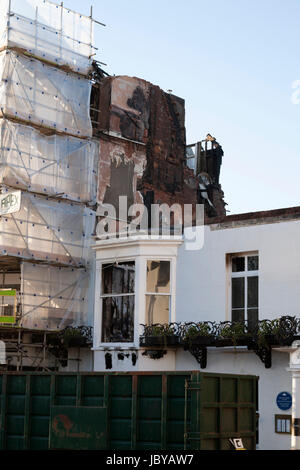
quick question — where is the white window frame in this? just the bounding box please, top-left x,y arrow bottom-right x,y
97,257 -> 137,348
229,252 -> 259,324
92,236 -> 182,350
145,257 -> 174,325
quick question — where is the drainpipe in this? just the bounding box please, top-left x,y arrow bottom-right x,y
288,340 -> 300,450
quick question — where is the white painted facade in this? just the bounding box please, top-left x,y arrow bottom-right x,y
92,215 -> 300,450
177,220 -> 300,323
176,218 -> 300,450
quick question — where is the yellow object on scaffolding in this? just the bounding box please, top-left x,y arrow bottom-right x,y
0,288 -> 17,324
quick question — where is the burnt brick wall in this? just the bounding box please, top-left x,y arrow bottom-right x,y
92,75 -> 226,224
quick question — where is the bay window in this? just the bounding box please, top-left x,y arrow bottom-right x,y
93,235 -> 182,349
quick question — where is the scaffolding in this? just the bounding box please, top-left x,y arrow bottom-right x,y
0,0 -> 101,368
0,325 -> 92,371
21,262 -> 94,330
0,189 -> 95,266
0,0 -> 102,75
0,119 -> 98,202
0,50 -> 93,137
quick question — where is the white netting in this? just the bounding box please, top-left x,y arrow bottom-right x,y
0,191 -> 95,267
0,50 -> 92,137
0,119 -> 98,203
0,0 -> 95,75
21,262 -> 93,330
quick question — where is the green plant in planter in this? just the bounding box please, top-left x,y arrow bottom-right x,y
219,322 -> 249,346
257,319 -> 281,348
184,323 -> 213,344
144,324 -> 178,347
151,325 -> 176,337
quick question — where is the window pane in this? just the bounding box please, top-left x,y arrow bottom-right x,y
248,256 -> 259,271
102,295 -> 134,343
102,262 -> 135,295
232,277 -> 245,308
232,257 -> 245,272
146,295 -> 170,324
248,309 -> 258,332
232,309 -> 245,323
248,276 -> 258,308
147,261 -> 170,293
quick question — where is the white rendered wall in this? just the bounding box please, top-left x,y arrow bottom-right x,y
176,219 -> 300,323
175,218 -> 300,450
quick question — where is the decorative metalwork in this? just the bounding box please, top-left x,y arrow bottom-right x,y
141,323 -> 182,337
253,345 -> 272,369
186,345 -> 207,369
140,316 -> 300,369
56,326 -> 93,346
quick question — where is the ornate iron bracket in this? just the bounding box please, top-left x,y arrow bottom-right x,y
253,345 -> 272,369
187,345 -> 207,369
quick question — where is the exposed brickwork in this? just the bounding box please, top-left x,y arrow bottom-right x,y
92,75 -> 226,223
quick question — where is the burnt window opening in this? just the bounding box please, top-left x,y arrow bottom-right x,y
230,254 -> 259,331
90,83 -> 100,129
146,260 -> 171,325
90,61 -> 109,132
186,136 -> 223,185
101,261 -> 135,343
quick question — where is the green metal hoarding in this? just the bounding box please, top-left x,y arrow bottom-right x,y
0,371 -> 258,450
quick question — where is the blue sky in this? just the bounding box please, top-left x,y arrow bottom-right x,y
63,0 -> 300,215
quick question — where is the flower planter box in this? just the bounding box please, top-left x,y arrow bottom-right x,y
235,336 -> 253,346
216,335 -> 253,347
277,337 -> 294,347
182,336 -> 214,348
140,336 -> 179,347
255,334 -> 279,347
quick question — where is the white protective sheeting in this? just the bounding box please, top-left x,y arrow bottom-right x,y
0,50 -> 92,137
0,120 -> 98,203
0,191 -> 95,267
0,0 -> 95,75
21,262 -> 92,330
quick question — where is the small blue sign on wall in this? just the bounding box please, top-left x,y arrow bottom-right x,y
276,392 -> 292,411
